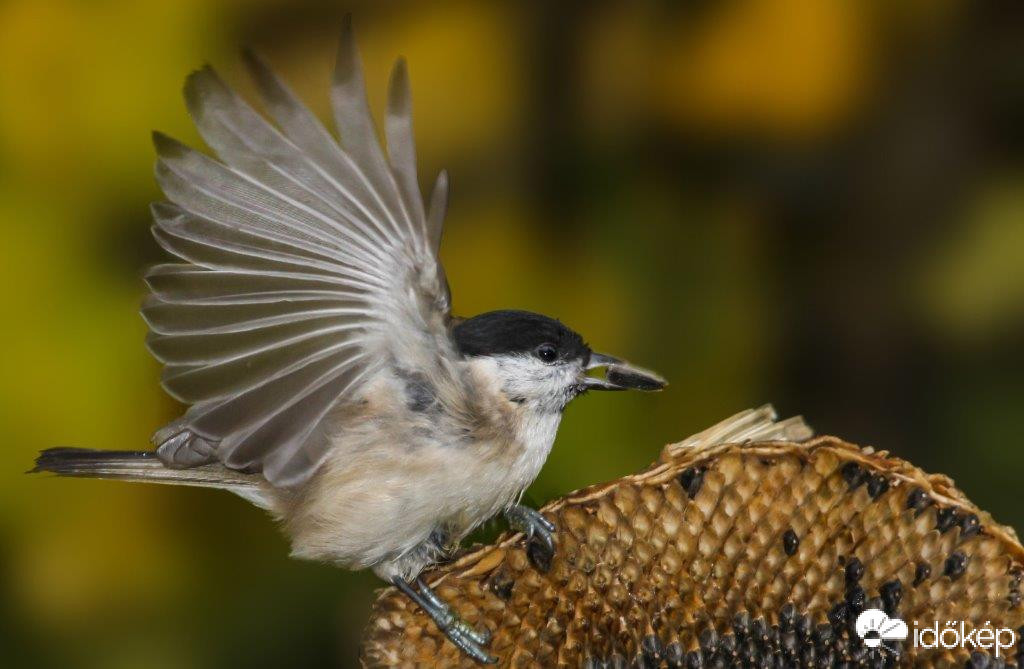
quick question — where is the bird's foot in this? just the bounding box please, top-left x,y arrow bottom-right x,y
505,504 -> 556,570
392,577 -> 496,664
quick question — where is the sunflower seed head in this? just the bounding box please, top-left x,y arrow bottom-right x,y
361,432 -> 1024,667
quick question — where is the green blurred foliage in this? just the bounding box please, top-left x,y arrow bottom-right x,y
1,0 -> 1021,666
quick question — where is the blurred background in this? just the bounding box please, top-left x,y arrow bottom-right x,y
2,0 -> 1022,666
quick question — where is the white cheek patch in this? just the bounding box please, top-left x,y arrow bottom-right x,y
489,354 -> 580,412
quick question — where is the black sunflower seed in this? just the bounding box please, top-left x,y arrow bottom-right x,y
914,562 -> 932,586
906,487 -> 932,515
944,551 -> 969,580
866,474 -> 890,499
960,513 -> 982,539
663,642 -> 684,667
783,529 -> 799,556
828,602 -> 849,628
845,557 -> 865,585
642,634 -> 663,661
840,462 -> 866,490
936,507 -> 960,533
880,579 -> 902,614
678,466 -> 707,499
845,585 -> 866,612
779,602 -> 796,632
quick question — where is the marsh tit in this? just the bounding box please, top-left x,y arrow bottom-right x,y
33,17 -> 665,664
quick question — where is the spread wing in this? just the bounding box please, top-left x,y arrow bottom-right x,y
143,17 -> 453,488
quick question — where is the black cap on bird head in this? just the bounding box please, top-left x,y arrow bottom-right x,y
452,310 -> 589,361
452,310 -> 666,391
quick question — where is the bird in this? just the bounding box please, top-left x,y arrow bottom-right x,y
31,16 -> 665,665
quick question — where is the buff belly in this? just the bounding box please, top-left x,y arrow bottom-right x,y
272,430 -> 554,581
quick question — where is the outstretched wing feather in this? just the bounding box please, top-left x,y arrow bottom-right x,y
146,21 -> 452,487
145,264 -> 350,305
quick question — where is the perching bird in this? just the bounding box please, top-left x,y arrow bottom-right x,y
31,17 -> 665,664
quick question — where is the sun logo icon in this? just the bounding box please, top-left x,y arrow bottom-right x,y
856,608 -> 909,652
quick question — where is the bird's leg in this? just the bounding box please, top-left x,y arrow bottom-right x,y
391,577 -> 496,664
504,504 -> 556,568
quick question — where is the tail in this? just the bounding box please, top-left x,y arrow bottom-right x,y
31,448 -> 271,508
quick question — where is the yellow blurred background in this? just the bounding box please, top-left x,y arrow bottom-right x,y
2,1 -> 1022,666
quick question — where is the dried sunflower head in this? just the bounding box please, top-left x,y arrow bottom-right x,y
361,407 -> 1024,667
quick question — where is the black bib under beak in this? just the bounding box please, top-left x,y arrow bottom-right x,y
584,353 -> 667,391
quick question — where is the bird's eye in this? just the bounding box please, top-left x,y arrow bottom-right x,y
536,344 -> 558,363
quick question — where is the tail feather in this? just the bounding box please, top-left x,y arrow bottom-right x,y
32,447 -> 270,508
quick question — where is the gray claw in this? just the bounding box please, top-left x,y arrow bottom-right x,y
449,627 -> 497,664
393,577 -> 496,664
505,504 -> 557,569
451,616 -> 493,649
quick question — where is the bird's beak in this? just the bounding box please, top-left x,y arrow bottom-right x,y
584,353 -> 667,391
